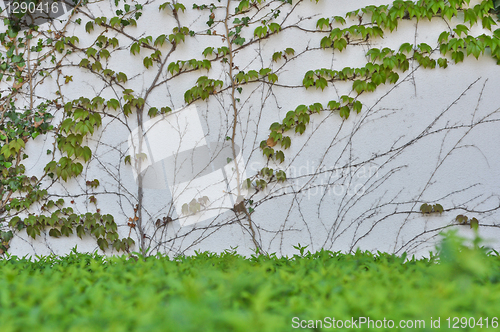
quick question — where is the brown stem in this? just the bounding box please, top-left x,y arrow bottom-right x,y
224,0 -> 262,253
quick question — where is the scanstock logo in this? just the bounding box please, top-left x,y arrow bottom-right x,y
128,105 -> 248,227
2,0 -> 76,30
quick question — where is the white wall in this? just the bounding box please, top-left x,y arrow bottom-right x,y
2,0 -> 500,257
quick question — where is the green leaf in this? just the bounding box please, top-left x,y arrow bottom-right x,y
148,107 -> 158,118
315,77 -> 327,90
339,106 -> 350,119
388,72 -> 399,84
453,24 -> 469,37
353,80 -> 367,94
470,217 -> 479,230
97,238 -> 109,251
116,72 -> 128,83
79,59 -> 90,68
328,100 -> 340,109
451,50 -> 464,63
316,17 -> 330,30
202,47 -> 214,57
352,100 -> 362,113
275,150 -> 285,163
77,225 -> 85,239
154,35 -> 167,47
456,214 -> 468,224
437,58 -> 448,68
268,73 -> 278,84
272,52 -> 282,62
159,2 -> 171,11
82,146 -> 92,162
281,136 -> 291,149
269,23 -> 281,33
438,31 -> 450,44
130,43 -> 141,55
143,57 -> 153,69
433,204 -> 444,214
418,43 -> 432,54
49,228 -> 61,238
160,107 -> 172,114
334,38 -> 348,51
85,21 -> 94,33
107,99 -> 120,110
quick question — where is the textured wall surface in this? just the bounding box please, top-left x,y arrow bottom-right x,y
1,0 -> 499,257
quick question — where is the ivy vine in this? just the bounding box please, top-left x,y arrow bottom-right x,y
0,0 -> 498,255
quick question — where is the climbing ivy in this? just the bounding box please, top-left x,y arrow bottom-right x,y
0,0 -> 498,255
262,0 -> 500,173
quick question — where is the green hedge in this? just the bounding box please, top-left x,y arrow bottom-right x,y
0,233 -> 499,331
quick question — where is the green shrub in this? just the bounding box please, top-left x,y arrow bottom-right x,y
0,233 -> 499,331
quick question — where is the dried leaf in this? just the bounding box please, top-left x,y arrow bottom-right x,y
267,136 -> 277,147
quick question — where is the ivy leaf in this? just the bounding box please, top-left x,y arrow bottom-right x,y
453,24 -> 469,37
371,72 -> 385,86
259,68 -> 272,76
438,31 -> 450,44
85,21 -> 94,33
109,17 -> 121,27
339,106 -> 350,119
333,38 -> 348,51
272,52 -> 282,62
61,225 -> 73,236
352,100 -> 362,113
433,204 -> 444,214
202,47 -> 214,57
79,59 -> 90,68
315,77 -> 327,90
130,43 -> 141,55
269,23 -> 281,33
367,48 -> 381,61
148,107 -> 158,118
451,50 -> 464,63
76,225 -> 85,239
327,100 -> 340,109
399,43 -> 413,54
388,72 -> 399,84
470,217 -> 479,230
254,26 -> 267,38
160,106 -> 172,114
275,150 -> 285,163
316,17 -> 330,30
418,43 -> 432,54
107,99 -> 120,110
97,238 -> 109,251
143,57 -> 153,69
281,136 -> 291,149
80,146 -> 92,163
420,203 -> 432,214
352,80 -> 367,94
333,16 -> 346,25
437,57 -> 448,68
49,228 -> 61,238
154,35 -> 167,47
320,37 -> 332,49
456,214 -> 468,224
116,72 -> 128,83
